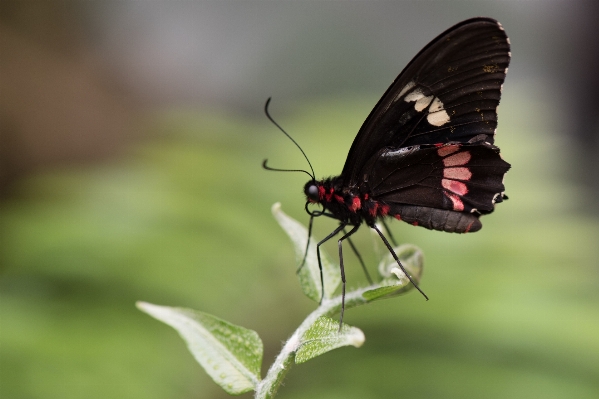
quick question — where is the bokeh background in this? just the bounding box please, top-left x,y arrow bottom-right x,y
2,1 -> 599,398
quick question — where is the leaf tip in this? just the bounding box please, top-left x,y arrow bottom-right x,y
346,327 -> 366,348
271,202 -> 282,214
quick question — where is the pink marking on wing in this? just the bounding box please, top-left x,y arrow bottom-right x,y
444,192 -> 464,211
442,179 -> 468,195
437,144 -> 460,157
443,151 -> 471,166
443,167 -> 472,180
379,204 -> 390,216
350,197 -> 361,212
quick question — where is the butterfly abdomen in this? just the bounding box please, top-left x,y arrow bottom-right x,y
391,205 -> 482,233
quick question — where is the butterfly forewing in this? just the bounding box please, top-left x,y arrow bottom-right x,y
342,18 -> 510,188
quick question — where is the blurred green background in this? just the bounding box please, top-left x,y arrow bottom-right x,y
1,1 -> 598,399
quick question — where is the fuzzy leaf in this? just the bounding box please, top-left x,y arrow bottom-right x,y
137,302 -> 262,395
294,316 -> 364,364
363,244 -> 424,301
272,203 -> 341,301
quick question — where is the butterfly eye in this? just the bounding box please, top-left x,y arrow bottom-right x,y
306,184 -> 320,202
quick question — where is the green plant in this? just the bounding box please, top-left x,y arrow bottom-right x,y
137,203 -> 424,398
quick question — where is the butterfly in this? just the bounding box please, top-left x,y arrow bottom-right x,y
264,17 -> 511,322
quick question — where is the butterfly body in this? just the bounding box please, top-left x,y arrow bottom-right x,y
306,138 -> 509,234
305,17 -> 510,237
265,17 -> 512,322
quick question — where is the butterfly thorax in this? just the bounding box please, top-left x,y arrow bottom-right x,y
304,177 -> 389,226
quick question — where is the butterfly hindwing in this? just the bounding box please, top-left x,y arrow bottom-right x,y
365,141 -> 509,216
341,18 -> 510,188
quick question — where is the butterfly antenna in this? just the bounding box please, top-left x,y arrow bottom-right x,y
263,97 -> 316,180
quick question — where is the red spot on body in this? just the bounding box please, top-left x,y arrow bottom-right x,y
369,202 -> 379,217
379,204 -> 390,216
437,144 -> 460,157
443,151 -> 471,166
334,194 -> 344,203
464,222 -> 473,233
443,167 -> 472,180
364,193 -> 369,200
350,197 -> 361,212
445,192 -> 464,211
318,186 -> 325,200
442,179 -> 468,195
325,188 -> 334,202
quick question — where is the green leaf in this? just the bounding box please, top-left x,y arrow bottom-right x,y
137,302 -> 262,395
294,316 -> 365,364
363,244 -> 424,302
272,203 -> 341,302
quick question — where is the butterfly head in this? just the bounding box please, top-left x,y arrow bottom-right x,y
305,181 -> 321,203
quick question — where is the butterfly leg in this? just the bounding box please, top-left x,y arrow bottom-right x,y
372,224 -> 429,300
337,224 -> 361,329
343,228 -> 373,285
298,214 -> 315,273
381,218 -> 398,247
316,222 -> 348,303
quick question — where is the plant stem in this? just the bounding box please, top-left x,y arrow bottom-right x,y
254,288 -> 369,399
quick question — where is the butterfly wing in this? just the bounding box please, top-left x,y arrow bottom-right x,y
364,140 -> 510,214
341,17 -> 510,188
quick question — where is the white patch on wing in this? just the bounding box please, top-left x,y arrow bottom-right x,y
381,145 -> 420,160
415,95 -> 434,112
427,109 -> 450,126
404,88 -> 425,103
426,97 -> 450,126
404,89 -> 451,126
429,97 -> 444,112
395,81 -> 416,101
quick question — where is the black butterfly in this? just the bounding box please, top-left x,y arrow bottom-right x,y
264,17 -> 511,322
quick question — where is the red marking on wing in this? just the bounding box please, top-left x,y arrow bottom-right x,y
443,151 -> 471,166
412,221 -> 419,226
334,194 -> 344,203
394,214 -> 402,221
442,179 -> 468,195
444,167 -> 472,180
350,197 -> 361,212
437,144 -> 460,157
444,192 -> 464,211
